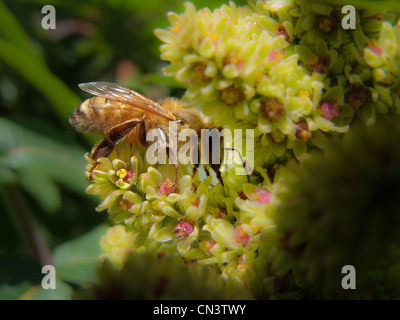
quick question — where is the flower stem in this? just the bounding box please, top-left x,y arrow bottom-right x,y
2,186 -> 52,266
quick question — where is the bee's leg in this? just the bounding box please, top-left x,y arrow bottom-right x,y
211,163 -> 224,185
88,119 -> 142,180
90,119 -> 143,160
209,136 -> 224,186
138,119 -> 147,147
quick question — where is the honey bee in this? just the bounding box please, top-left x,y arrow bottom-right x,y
69,82 -> 223,180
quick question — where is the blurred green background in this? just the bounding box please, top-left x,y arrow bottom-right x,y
0,0 -> 247,300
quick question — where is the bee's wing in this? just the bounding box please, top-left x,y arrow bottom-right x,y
78,82 -> 176,121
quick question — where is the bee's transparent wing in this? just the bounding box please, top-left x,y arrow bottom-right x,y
78,82 -> 176,121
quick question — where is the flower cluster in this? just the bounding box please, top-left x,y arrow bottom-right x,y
81,0 -> 400,298
86,142 -> 275,282
155,1 -> 400,166
247,122 -> 400,299
74,251 -> 250,299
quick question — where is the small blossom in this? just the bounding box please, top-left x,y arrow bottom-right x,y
269,49 -> 284,62
319,102 -> 340,120
307,54 -> 327,73
234,226 -> 251,247
366,40 -> 383,56
158,178 -> 176,196
224,52 -> 244,70
315,14 -> 337,33
116,169 -> 134,182
219,85 -> 242,106
346,86 -> 371,110
190,63 -> 210,85
295,120 -> 312,141
174,221 -> 194,240
274,24 -> 290,42
250,188 -> 271,204
261,98 -> 284,121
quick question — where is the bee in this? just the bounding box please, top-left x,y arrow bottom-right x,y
69,82 -> 224,180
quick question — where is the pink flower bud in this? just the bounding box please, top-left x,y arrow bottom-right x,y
319,102 -> 340,120
234,226 -> 250,246
158,178 -> 176,196
250,188 -> 271,204
174,221 -> 194,240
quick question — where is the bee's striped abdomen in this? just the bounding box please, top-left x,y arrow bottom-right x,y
69,97 -> 107,134
69,97 -> 141,135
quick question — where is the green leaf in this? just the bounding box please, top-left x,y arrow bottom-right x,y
28,279 -> 74,300
0,165 -> 17,184
18,169 -> 62,214
0,38 -> 79,124
0,118 -> 88,195
52,224 -> 109,285
0,253 -> 42,300
0,1 -> 44,62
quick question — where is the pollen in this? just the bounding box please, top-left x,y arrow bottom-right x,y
117,169 -> 128,179
206,32 -> 218,41
224,52 -> 244,69
299,90 -> 310,100
170,22 -> 181,34
116,169 -> 134,181
269,49 -> 283,62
